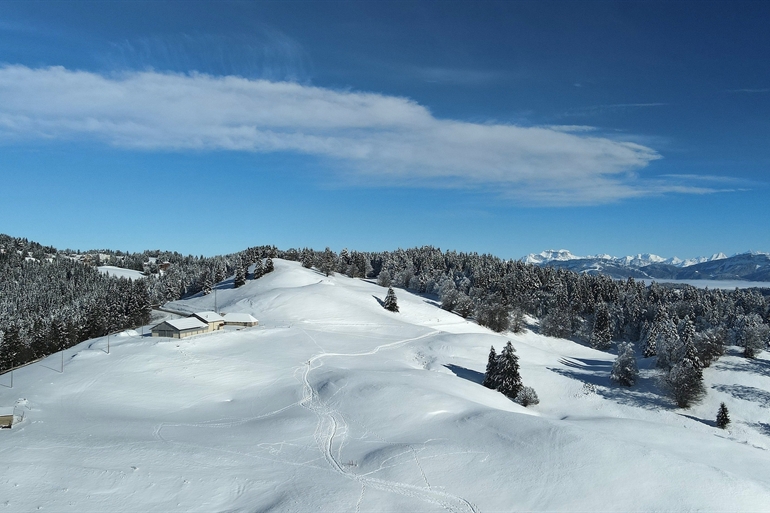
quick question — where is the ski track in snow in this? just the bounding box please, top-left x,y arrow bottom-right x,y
299,329 -> 479,513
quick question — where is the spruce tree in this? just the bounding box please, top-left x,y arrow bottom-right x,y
610,342 -> 638,386
251,259 -> 263,279
265,257 -> 274,274
383,287 -> 399,312
233,259 -> 247,288
591,303 -> 612,350
665,339 -> 705,408
496,341 -> 523,399
716,402 -> 730,429
482,346 -> 500,389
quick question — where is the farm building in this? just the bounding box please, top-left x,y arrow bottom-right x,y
0,407 -> 14,429
151,318 -> 208,339
223,313 -> 259,327
190,311 -> 225,332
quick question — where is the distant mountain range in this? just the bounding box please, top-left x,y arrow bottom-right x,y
524,250 -> 770,282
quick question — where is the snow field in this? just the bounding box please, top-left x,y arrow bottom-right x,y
2,259 -> 770,512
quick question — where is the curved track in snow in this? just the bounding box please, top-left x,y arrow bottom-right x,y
299,329 -> 479,513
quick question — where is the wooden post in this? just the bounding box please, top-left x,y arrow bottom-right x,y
107,334 -> 110,354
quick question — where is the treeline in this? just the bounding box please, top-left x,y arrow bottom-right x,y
289,246 -> 770,406
2,236 -> 769,393
0,234 -> 276,372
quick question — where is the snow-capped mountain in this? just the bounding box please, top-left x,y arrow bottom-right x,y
525,250 -> 727,269
524,250 -> 769,281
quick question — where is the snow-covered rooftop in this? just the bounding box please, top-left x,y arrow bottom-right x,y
191,311 -> 224,323
161,318 -> 208,331
223,313 -> 258,324
0,407 -> 14,416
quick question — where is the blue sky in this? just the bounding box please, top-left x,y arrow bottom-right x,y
0,1 -> 768,259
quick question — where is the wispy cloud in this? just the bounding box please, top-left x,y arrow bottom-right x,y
102,29 -> 311,82
0,65 -> 722,206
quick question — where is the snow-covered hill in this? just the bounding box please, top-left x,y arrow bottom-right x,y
2,260 -> 770,512
525,250 -> 770,282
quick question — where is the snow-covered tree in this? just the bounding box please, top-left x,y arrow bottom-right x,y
252,259 -> 264,279
233,259 -> 247,288
383,287 -> 399,312
496,341 -> 522,400
482,346 -> 499,389
716,402 -> 730,429
264,257 -> 274,274
377,269 -> 392,288
664,338 -> 704,408
611,342 -> 638,386
591,303 -> 612,350
515,386 -> 539,407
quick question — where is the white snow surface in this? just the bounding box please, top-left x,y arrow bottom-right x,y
3,259 -> 770,512
98,265 -> 146,280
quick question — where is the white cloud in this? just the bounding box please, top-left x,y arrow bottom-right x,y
0,65 -> 714,205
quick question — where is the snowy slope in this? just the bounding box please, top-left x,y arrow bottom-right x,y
2,260 -> 770,512
98,265 -> 146,280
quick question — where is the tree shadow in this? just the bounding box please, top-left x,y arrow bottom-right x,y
443,364 -> 484,385
712,383 -> 770,408
549,357 -> 670,410
712,357 -> 770,376
748,421 -> 770,437
372,295 -> 385,307
677,413 -> 715,428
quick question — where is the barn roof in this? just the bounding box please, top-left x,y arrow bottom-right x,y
223,313 -> 258,323
155,318 -> 208,331
191,311 -> 225,323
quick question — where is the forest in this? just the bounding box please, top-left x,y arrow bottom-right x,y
1,235 -> 768,408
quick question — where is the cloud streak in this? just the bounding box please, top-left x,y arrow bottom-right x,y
0,65 -> 719,205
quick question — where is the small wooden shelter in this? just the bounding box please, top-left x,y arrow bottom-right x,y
151,318 -> 208,339
223,313 -> 259,327
190,311 -> 225,332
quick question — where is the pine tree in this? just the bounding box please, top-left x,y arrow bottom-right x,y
251,259 -> 263,280
383,287 -> 399,312
611,342 -> 638,386
665,339 -> 705,408
591,303 -> 612,350
482,346 -> 499,389
496,341 -> 523,400
264,257 -> 274,274
716,402 -> 730,429
234,259 -> 247,288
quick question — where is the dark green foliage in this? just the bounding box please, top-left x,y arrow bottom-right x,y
664,339 -> 705,408
496,341 -> 522,400
264,257 -> 274,274
383,287 -> 399,312
591,303 -> 612,350
233,259 -> 247,288
482,346 -> 499,389
475,296 -> 510,333
716,402 -> 730,429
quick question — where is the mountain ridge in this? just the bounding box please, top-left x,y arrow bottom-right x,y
524,249 -> 770,282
